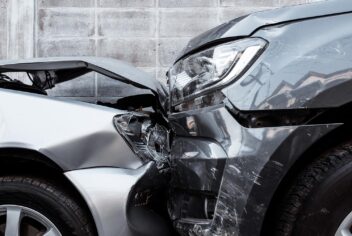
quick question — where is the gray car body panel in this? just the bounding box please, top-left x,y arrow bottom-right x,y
169,106 -> 341,235
224,12 -> 352,111
178,0 -> 352,61
0,88 -> 143,170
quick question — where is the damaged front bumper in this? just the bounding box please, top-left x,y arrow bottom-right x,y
169,104 -> 340,236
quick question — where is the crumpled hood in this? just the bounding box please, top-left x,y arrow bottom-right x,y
0,57 -> 169,111
177,0 -> 352,61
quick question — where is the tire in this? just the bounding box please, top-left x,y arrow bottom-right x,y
0,175 -> 96,236
274,143 -> 352,236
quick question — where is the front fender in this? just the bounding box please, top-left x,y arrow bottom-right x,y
0,89 -> 142,170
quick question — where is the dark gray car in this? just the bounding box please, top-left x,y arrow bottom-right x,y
167,0 -> 352,235
0,0 -> 351,235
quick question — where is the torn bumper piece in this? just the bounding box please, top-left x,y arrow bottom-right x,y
169,105 -> 340,236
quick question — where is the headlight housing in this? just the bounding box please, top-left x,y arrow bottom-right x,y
169,38 -> 267,107
113,113 -> 170,172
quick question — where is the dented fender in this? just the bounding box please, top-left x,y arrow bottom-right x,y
0,89 -> 143,170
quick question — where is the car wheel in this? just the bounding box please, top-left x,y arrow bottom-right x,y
273,143 -> 352,236
0,176 -> 95,236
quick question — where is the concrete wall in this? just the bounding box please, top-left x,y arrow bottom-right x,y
0,0 -> 319,99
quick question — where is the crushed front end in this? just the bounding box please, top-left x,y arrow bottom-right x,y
167,91 -> 339,236
112,108 -> 177,235
164,5 -> 349,234
168,105 -> 299,236
165,36 -> 272,235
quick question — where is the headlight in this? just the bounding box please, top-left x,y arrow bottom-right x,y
113,113 -> 170,172
169,38 -> 267,107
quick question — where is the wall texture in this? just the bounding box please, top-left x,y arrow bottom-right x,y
0,0 -> 319,99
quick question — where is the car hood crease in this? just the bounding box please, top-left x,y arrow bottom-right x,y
177,0 -> 352,61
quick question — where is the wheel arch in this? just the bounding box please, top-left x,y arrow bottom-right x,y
0,147 -> 98,235
260,106 -> 352,235
0,147 -> 63,172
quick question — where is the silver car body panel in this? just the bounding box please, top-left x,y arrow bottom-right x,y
65,162 -> 153,236
0,88 -> 143,170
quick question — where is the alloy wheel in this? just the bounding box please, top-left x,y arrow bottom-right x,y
0,205 -> 61,236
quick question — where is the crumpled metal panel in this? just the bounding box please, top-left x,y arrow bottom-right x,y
0,57 -> 168,109
224,13 -> 352,111
169,106 -> 340,235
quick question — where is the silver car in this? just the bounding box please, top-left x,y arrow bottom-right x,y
0,57 -> 171,236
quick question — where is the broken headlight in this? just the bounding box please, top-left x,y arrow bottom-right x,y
169,38 -> 267,107
113,113 -> 170,171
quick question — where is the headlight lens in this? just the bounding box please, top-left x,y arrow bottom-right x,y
169,38 -> 267,106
